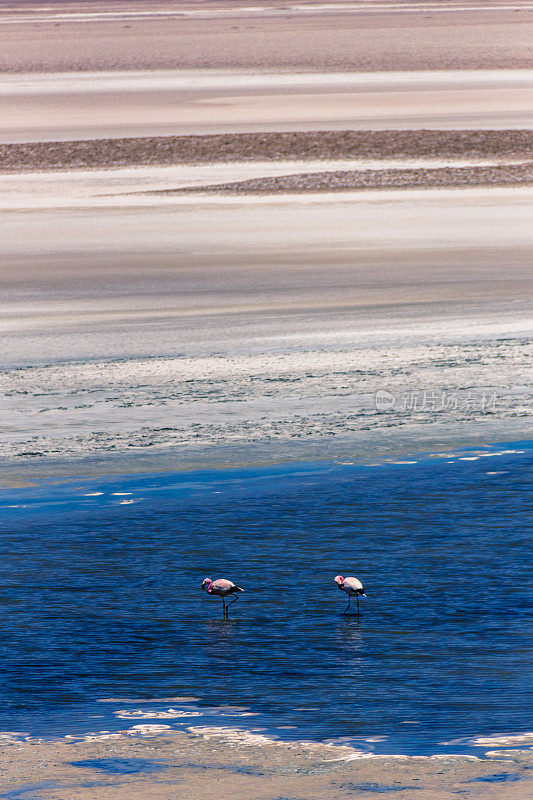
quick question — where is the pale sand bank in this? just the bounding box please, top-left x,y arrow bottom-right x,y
0,730 -> 531,800
3,69 -> 533,142
2,155 -> 531,476
0,0 -> 532,73
5,158 -> 530,210
3,186 -> 532,258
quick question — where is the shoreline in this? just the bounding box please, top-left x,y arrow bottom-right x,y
1,728 -> 531,800
1,654 -> 533,762
1,425 -> 530,489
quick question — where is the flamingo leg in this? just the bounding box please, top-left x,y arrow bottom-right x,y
222,598 -> 226,619
225,594 -> 239,617
356,595 -> 360,615
342,595 -> 351,614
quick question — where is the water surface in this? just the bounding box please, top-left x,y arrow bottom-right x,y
0,442 -> 530,755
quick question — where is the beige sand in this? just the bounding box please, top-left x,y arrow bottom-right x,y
2,69 -> 533,143
1,0 -> 532,74
1,731 -> 532,800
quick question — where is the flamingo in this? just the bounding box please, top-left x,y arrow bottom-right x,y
201,578 -> 244,619
334,575 -> 366,615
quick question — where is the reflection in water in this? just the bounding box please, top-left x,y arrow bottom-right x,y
205,618 -> 240,646
336,618 -> 363,649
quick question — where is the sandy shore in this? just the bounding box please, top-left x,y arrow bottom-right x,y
1,730 -> 532,800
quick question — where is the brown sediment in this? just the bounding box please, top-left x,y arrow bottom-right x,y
0,732 -> 531,800
1,130 -> 532,173
156,162 -> 533,195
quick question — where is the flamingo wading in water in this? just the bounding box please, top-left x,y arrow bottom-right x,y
334,575 -> 366,615
202,578 -> 244,619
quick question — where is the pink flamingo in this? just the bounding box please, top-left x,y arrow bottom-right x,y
334,575 -> 366,615
201,578 -> 244,618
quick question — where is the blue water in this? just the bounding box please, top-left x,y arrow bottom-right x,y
0,442 -> 531,755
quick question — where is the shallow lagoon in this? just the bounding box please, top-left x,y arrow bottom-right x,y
0,441 -> 530,756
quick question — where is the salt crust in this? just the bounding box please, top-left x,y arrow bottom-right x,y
3,722 -> 532,762
472,733 -> 533,746
115,708 -> 203,719
486,749 -> 533,760
185,726 -> 482,762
